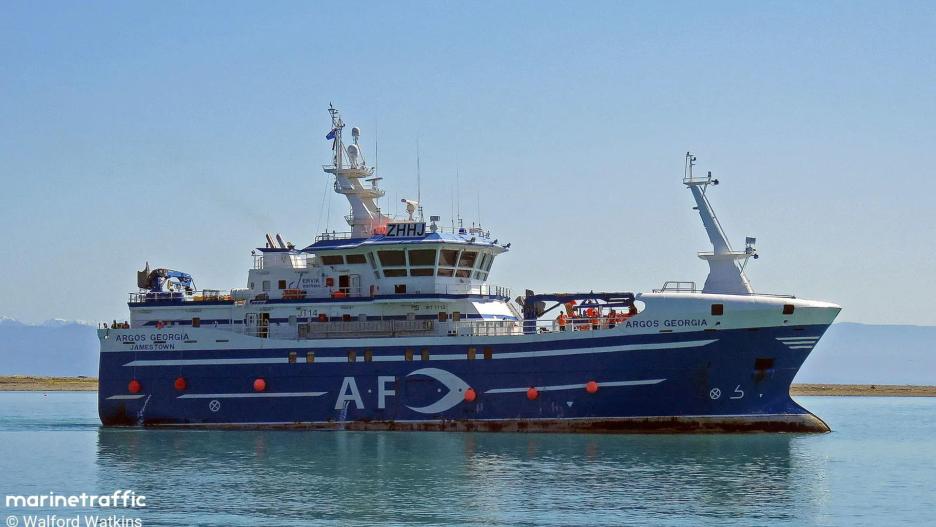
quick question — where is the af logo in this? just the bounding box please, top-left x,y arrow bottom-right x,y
333,368 -> 470,414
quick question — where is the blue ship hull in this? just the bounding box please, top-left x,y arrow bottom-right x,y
98,324 -> 831,433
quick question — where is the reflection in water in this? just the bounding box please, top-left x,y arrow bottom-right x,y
96,429 -> 827,526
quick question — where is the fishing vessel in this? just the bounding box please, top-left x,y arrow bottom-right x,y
98,105 -> 841,432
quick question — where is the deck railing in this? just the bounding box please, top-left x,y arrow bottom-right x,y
297,319 -> 434,338
128,289 -> 248,304
652,281 -> 699,293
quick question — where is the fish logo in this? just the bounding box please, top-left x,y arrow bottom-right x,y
405,368 -> 470,414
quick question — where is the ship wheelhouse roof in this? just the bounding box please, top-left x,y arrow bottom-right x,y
299,231 -> 507,284
301,231 -> 508,254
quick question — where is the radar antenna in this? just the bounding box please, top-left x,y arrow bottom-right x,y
322,105 -> 389,238
684,152 -> 757,294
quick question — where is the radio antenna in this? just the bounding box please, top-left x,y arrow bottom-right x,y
416,139 -> 424,221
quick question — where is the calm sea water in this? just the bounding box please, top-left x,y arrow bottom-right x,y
0,393 -> 933,526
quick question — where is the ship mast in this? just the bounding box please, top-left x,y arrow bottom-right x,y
684,152 -> 757,294
323,104 -> 388,238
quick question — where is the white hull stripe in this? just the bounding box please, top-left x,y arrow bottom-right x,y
776,337 -> 820,342
177,392 -> 327,399
787,345 -> 815,349
485,378 -> 665,394
106,394 -> 146,400
122,339 -> 717,368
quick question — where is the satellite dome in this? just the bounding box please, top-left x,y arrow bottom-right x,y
347,144 -> 360,160
351,127 -> 361,138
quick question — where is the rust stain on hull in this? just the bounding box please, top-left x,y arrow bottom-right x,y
126,414 -> 831,434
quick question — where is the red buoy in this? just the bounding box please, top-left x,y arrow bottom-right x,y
585,380 -> 599,394
527,387 -> 539,400
174,377 -> 187,391
464,387 -> 477,402
253,378 -> 267,392
128,379 -> 141,394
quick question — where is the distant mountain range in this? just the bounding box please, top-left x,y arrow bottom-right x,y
796,322 -> 935,385
0,318 -> 932,384
0,318 -> 100,377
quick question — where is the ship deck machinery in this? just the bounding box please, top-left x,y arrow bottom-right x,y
98,110 -> 840,432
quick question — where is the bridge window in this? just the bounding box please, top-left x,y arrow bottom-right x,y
439,249 -> 459,267
408,249 -> 437,266
322,255 -> 344,265
384,269 -> 407,277
410,268 -> 434,276
458,251 -> 478,268
346,254 -> 366,264
378,250 -> 405,266
278,280 -> 287,289
437,268 -> 454,277
455,270 -> 470,278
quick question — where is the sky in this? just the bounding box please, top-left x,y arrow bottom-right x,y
1,1 -> 934,325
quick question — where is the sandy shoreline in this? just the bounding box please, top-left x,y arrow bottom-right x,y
789,384 -> 936,397
0,376 -> 934,396
0,376 -> 99,391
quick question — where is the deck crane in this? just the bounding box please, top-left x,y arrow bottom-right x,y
137,263 -> 195,293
